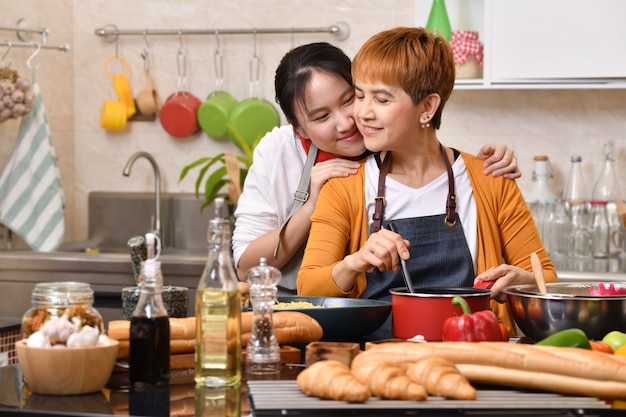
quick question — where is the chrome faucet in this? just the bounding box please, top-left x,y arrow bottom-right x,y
122,151 -> 162,240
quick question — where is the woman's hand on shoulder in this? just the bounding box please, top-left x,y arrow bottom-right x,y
474,264 -> 535,303
476,143 -> 521,180
308,158 -> 360,204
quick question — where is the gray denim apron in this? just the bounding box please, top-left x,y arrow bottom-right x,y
363,145 -> 474,339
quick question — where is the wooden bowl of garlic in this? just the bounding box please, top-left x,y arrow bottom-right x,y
15,338 -> 119,395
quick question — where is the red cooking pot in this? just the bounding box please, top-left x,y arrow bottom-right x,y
160,91 -> 201,138
390,287 -> 492,341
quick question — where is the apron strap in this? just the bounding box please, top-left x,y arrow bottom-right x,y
372,152 -> 389,234
372,144 -> 457,234
441,143 -> 457,228
273,142 -> 318,260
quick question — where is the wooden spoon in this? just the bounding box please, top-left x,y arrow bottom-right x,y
615,198 -> 626,228
224,152 -> 242,205
530,252 -> 547,294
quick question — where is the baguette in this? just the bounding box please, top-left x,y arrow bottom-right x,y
108,317 -> 195,341
241,311 -> 323,345
458,363 -> 626,400
117,338 -> 196,359
357,341 -> 626,384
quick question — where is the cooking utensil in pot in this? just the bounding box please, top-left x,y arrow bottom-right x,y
227,37 -> 279,149
160,46 -> 201,138
268,296 -> 391,341
505,282 -> 626,342
530,252 -> 547,294
389,221 -> 414,293
198,34 -> 238,138
390,287 -> 491,341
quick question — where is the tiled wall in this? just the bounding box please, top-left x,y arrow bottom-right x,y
1,0 -> 625,246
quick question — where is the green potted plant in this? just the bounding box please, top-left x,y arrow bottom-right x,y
179,125 -> 261,211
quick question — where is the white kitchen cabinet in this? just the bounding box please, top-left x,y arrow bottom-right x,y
414,0 -> 626,89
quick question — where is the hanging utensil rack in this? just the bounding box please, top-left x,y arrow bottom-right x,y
0,19 -> 71,52
94,22 -> 350,42
0,40 -> 70,52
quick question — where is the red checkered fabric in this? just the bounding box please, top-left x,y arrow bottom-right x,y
451,31 -> 484,67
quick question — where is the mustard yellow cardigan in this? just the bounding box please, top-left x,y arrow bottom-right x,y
297,151 -> 557,332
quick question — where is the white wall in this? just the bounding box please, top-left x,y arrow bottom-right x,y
0,0 -> 624,245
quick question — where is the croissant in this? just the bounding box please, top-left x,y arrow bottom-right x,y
352,360 -> 426,401
296,360 -> 371,403
407,357 -> 476,400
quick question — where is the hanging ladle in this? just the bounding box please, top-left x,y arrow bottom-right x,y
389,222 -> 414,293
530,252 -> 547,295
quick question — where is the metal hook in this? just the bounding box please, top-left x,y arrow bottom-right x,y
1,41 -> 11,66
214,30 -> 223,89
178,29 -> 184,51
214,29 -> 221,54
252,28 -> 258,58
176,31 -> 187,91
141,29 -> 150,71
115,30 -> 119,57
27,41 -> 41,70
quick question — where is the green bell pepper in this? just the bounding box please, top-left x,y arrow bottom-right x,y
535,328 -> 591,349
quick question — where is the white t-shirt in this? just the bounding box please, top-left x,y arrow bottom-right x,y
232,125 -> 306,277
364,153 -> 478,269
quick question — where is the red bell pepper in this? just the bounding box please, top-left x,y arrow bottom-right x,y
442,296 -> 506,342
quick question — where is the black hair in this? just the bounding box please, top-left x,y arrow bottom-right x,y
274,42 -> 352,129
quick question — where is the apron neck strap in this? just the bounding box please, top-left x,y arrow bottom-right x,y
371,144 -> 457,234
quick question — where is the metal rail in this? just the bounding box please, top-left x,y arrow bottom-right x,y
94,22 -> 350,42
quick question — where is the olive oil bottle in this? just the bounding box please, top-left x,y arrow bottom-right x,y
195,198 -> 242,387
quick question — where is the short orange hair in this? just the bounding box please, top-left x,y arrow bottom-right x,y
352,27 -> 455,129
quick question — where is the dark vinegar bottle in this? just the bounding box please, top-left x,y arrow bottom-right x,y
130,233 -> 170,389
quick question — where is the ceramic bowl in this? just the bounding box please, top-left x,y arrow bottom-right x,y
15,339 -> 119,395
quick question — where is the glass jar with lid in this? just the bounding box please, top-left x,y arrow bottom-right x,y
21,281 -> 103,340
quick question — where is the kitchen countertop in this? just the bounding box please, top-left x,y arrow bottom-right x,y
1,362 -> 625,416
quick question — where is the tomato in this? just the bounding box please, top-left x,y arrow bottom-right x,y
473,280 -> 495,290
589,340 -> 614,354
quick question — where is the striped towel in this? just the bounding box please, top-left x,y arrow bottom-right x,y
0,75 -> 65,251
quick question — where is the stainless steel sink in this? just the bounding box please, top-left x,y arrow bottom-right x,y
0,191 -> 218,328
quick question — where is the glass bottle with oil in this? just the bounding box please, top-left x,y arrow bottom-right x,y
195,197 -> 242,387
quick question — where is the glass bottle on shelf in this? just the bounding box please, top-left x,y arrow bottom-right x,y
426,0 -> 452,41
129,233 -> 170,390
545,198 -> 571,258
246,257 -> 281,375
570,202 -> 592,259
563,155 -> 589,207
195,197 -> 242,387
592,141 -> 623,256
590,200 -> 610,259
528,155 -> 557,203
527,155 -> 557,240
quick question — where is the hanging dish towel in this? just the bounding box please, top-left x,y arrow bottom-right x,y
0,76 -> 65,251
